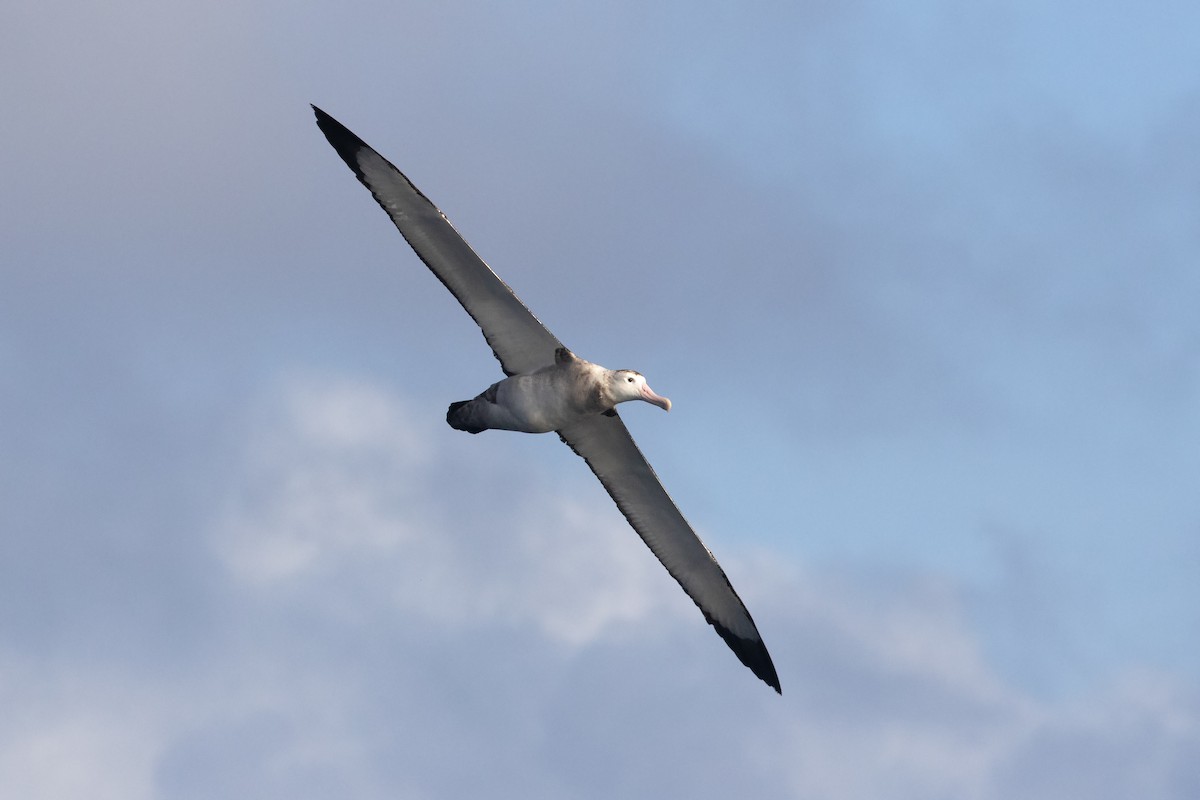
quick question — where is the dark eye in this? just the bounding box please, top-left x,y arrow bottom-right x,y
626,376 -> 634,383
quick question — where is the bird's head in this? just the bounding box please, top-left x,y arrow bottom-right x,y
609,370 -> 672,411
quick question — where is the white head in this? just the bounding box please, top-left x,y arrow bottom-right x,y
610,370 -> 672,411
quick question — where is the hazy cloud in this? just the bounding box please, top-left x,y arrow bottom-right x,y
4,377 -> 1196,798
3,0 -> 1197,795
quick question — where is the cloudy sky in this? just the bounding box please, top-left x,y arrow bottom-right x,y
3,0 -> 1198,796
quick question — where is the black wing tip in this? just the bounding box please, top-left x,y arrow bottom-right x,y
311,105 -> 370,174
714,623 -> 782,694
310,105 -> 446,220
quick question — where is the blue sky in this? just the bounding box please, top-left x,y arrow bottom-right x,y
3,0 -> 1198,796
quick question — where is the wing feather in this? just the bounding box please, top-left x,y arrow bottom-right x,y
313,106 -> 560,376
559,414 -> 781,693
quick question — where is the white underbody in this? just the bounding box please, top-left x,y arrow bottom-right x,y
471,359 -> 609,433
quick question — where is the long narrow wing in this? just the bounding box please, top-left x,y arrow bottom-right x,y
314,107 -> 779,693
559,414 -> 781,693
313,106 -> 561,376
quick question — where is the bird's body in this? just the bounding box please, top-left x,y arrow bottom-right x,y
313,105 -> 780,693
448,347 -> 670,434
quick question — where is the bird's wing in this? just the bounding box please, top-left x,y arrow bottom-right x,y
314,106 -> 779,693
313,105 -> 561,376
558,413 -> 781,693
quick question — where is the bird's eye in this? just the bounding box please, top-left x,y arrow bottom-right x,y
627,376 -> 634,382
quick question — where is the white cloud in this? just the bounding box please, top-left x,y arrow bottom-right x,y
212,373 -> 684,644
1,373 -> 1196,799
201,376 -> 1200,798
213,375 -> 430,584
0,658 -> 168,800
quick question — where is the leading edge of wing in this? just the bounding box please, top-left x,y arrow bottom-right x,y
312,105 -> 561,377
557,413 -> 781,693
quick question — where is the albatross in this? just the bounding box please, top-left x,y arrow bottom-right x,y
313,106 -> 781,694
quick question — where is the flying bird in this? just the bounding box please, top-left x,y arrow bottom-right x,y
313,106 -> 780,693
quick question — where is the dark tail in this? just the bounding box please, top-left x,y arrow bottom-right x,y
446,400 -> 486,434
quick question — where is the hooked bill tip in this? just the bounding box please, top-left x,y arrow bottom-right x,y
641,384 -> 671,411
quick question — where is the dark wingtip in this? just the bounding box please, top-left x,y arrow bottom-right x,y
713,623 -> 781,694
311,105 -> 371,177
310,105 -> 445,227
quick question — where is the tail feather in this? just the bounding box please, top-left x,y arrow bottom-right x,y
447,400 -> 486,434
